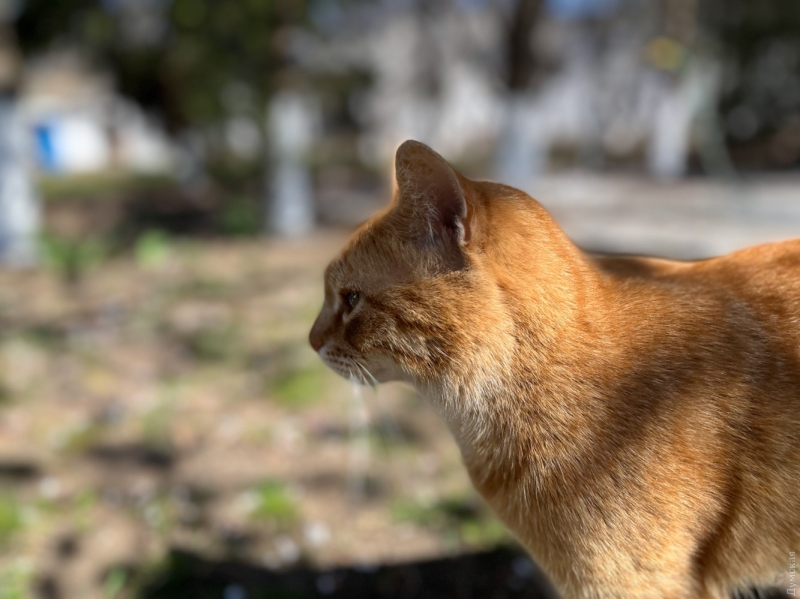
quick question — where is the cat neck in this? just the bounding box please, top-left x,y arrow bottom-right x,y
420,199 -> 615,503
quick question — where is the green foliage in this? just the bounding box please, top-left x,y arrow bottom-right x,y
183,325 -> 241,362
172,278 -> 232,300
40,234 -> 107,285
19,0 -> 307,130
73,490 -> 99,534
271,366 -> 324,407
135,230 -> 171,270
392,494 -> 509,547
0,496 -> 24,545
103,567 -> 128,599
16,0 -> 370,146
142,402 -> 175,451
0,560 -> 31,599
221,196 -> 260,236
17,0 -> 374,198
37,172 -> 175,202
459,518 -> 508,546
698,0 -> 800,160
251,481 -> 297,528
60,422 -> 106,454
21,324 -> 66,349
0,384 -> 12,406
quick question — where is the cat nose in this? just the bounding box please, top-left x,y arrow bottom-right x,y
309,311 -> 330,352
309,329 -> 324,352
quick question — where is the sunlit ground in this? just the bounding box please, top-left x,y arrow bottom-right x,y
0,232 -> 517,598
2,170 -> 797,598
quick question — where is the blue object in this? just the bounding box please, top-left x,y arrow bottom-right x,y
34,122 -> 59,173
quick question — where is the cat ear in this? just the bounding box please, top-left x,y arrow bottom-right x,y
394,140 -> 472,251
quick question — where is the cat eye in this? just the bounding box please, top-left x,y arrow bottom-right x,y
345,291 -> 361,310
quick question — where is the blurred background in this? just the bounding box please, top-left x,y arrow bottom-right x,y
0,0 -> 798,597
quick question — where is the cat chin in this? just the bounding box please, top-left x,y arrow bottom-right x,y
325,363 -> 400,386
316,346 -> 402,385
344,362 -> 405,386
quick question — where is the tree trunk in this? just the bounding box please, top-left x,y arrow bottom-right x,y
263,91 -> 316,237
495,0 -> 546,188
0,24 -> 39,267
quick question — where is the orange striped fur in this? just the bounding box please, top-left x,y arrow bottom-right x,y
309,140 -> 800,598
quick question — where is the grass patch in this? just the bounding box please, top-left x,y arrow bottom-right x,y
459,518 -> 509,546
59,422 -> 106,454
171,278 -> 233,300
220,196 -> 260,237
0,560 -> 32,599
103,567 -> 128,599
40,234 -> 108,285
103,555 -> 170,599
183,325 -> 242,362
250,481 -> 298,529
392,494 -> 509,547
23,324 -> 67,349
0,384 -> 13,406
38,171 -> 175,202
73,490 -> 99,534
0,496 -> 24,545
135,230 -> 171,270
139,494 -> 174,535
368,414 -> 417,449
142,402 -> 175,452
271,367 -> 324,407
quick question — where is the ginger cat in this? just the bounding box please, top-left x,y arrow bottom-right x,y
309,140 -> 800,598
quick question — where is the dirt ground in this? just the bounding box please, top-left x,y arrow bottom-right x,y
0,231 -> 552,598
4,170 -> 798,598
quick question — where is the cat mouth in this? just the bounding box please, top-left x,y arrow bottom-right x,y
318,348 -> 374,385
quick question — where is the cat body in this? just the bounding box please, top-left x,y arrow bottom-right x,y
309,141 -> 800,598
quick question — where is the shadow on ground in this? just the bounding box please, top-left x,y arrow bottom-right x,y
136,546 -> 563,599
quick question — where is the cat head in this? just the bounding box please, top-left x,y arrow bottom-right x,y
309,140 -> 555,396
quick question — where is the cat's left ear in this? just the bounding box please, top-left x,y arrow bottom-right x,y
394,140 -> 473,257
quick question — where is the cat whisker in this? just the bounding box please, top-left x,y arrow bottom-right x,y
364,364 -> 415,454
353,359 -> 379,388
351,360 -> 413,484
344,374 -> 372,500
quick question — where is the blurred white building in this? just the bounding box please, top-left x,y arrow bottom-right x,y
19,51 -> 176,176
